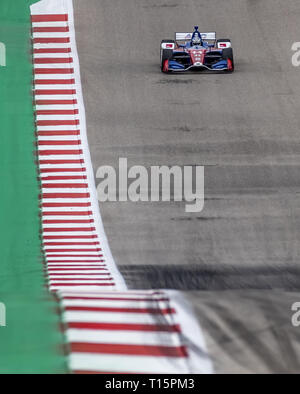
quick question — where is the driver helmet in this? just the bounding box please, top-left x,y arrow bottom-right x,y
191,26 -> 202,46
192,35 -> 202,46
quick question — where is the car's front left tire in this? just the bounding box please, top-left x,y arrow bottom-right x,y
161,48 -> 173,73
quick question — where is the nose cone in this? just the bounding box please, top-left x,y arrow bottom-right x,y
189,49 -> 205,65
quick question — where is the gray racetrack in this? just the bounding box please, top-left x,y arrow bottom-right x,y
73,0 -> 300,373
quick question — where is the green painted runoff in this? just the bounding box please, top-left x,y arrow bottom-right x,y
0,0 -> 67,373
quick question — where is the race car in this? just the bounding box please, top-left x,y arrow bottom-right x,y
160,26 -> 234,73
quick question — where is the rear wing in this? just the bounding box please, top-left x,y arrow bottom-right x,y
175,32 -> 216,42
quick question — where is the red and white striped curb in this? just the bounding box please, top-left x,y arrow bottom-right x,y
31,1 -> 126,292
31,0 -> 213,374
59,290 -> 213,374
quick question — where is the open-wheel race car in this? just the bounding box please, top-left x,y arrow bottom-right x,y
160,26 -> 234,73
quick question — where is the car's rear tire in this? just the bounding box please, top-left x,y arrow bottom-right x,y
222,47 -> 235,72
161,48 -> 173,73
161,39 -> 175,45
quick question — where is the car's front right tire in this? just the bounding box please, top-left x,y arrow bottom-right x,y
222,48 -> 235,73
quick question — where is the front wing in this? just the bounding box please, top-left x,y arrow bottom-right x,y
167,59 -> 229,72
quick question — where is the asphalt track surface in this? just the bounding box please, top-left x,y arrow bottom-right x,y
73,0 -> 300,373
